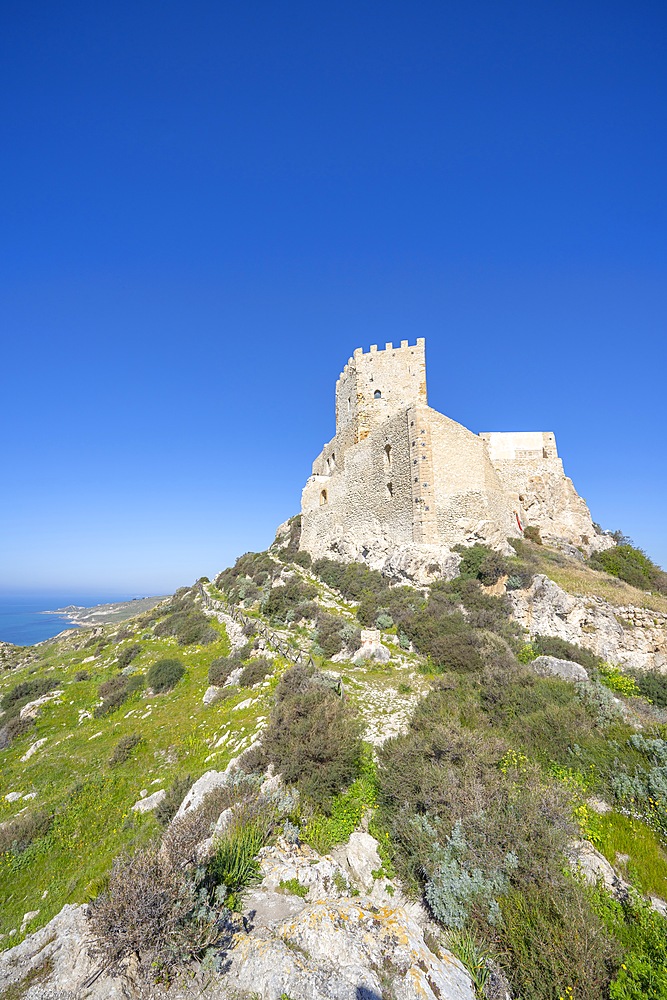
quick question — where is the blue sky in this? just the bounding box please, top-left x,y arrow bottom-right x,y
1,0 -> 665,593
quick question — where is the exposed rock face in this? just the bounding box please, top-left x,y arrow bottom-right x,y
0,904 -> 124,1000
510,575 -> 667,671
19,690 -> 64,720
227,898 -> 475,1000
530,655 -> 588,682
173,770 -> 230,820
297,532 -> 462,587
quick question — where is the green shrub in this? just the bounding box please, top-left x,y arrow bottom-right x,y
313,557 -> 387,601
523,525 -> 543,545
314,612 -> 346,658
403,602 -> 482,672
147,658 -> 185,693
497,883 -> 616,1000
532,634 -> 602,672
1,675 -> 60,711
278,514 -> 303,561
574,680 -> 623,728
597,663 -> 641,698
456,543 -> 509,584
154,610 -> 218,646
0,714 -> 34,748
0,808 -> 52,855
238,658 -> 272,687
593,890 -> 667,1000
109,734 -> 143,766
262,579 -> 318,623
126,673 -> 145,694
630,669 -> 667,708
98,675 -> 127,700
377,693 -> 574,901
260,665 -> 362,811
117,644 -> 141,669
208,656 -> 235,686
216,551 -> 281,602
292,550 -> 312,569
74,669 -> 90,681
590,543 -> 667,595
302,764 -> 376,854
94,675 -> 131,717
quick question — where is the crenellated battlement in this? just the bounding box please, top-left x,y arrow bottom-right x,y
336,338 -> 426,385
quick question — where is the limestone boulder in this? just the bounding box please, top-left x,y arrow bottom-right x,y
531,655 -> 588,682
19,690 -> 64,720
131,788 -> 166,813
257,837 -> 350,901
352,629 -> 391,664
203,685 -> 222,705
173,770 -> 230,820
333,830 -> 382,893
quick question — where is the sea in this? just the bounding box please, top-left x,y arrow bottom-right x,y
0,592 -> 141,646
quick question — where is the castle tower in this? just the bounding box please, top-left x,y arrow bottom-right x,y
334,339 -> 427,452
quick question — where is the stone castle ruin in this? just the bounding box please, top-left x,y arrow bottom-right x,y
300,339 -> 611,577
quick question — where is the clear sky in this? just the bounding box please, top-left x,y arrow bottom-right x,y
1,0 -> 666,594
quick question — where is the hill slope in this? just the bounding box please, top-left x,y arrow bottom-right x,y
1,527 -> 667,999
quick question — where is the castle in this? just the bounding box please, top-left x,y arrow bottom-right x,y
300,339 -> 610,575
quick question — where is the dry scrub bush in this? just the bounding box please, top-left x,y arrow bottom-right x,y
0,808 -> 52,855
88,843 -> 222,981
109,733 -> 143,766
377,692 -> 575,901
238,657 -> 272,687
259,665 -> 362,811
90,780 -> 264,980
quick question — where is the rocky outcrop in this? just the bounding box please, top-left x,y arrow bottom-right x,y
530,655 -> 588,682
222,834 -> 476,1000
510,575 -> 667,671
131,788 -> 166,813
228,898 -> 475,1000
321,536 -> 462,587
0,904 -> 124,1000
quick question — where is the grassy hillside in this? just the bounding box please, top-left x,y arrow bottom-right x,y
2,530 -> 667,998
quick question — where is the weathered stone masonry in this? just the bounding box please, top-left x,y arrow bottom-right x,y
300,339 -> 609,564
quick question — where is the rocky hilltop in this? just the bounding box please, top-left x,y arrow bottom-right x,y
1,520 -> 667,999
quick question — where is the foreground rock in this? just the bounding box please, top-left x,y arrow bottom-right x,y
0,903 -> 124,1000
510,574 -> 667,671
227,897 -> 475,1000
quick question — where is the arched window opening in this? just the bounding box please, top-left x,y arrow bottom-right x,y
384,443 -> 392,469
330,452 -> 336,469
347,398 -> 351,413
320,489 -> 328,506
374,389 -> 382,399
386,481 -> 393,499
